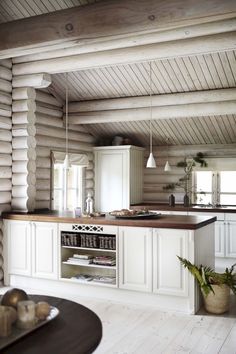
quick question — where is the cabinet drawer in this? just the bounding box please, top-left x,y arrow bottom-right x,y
225,213 -> 236,221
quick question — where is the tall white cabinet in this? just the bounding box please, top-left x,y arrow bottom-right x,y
94,145 -> 144,212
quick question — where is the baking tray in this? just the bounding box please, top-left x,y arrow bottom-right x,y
0,306 -> 59,351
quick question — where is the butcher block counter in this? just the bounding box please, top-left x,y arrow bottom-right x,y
2,210 -> 216,230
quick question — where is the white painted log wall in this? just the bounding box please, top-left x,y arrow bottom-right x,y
11,81 -> 36,212
35,90 -> 95,210
0,59 -> 12,285
143,144 -> 236,203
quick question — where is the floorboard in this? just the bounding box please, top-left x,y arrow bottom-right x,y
0,287 -> 235,354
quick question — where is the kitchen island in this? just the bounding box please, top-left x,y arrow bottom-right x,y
3,212 -> 216,314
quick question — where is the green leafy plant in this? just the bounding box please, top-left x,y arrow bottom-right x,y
163,152 -> 208,197
178,256 -> 236,296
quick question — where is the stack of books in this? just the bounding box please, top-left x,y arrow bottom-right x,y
92,256 -> 116,266
67,254 -> 94,265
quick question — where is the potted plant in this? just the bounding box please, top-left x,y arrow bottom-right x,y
178,256 -> 236,314
163,152 -> 207,206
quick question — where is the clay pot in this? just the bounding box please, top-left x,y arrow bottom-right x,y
203,284 -> 230,314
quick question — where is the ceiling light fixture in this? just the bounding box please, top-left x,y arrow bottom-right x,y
164,138 -> 172,172
146,62 -> 156,168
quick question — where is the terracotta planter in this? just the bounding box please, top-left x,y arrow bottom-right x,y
203,284 -> 230,314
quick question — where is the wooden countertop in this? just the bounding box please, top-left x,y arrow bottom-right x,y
131,203 -> 236,213
2,211 -> 216,230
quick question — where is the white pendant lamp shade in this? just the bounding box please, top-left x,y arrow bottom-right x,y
164,160 -> 171,171
164,137 -> 171,171
147,152 -> 156,168
146,62 -> 157,169
63,153 -> 70,170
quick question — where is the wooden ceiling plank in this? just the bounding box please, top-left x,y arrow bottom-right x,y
203,116 -> 221,144
209,115 -> 228,144
158,119 -> 180,145
161,59 -> 185,92
186,118 -> 207,145
183,56 -> 205,90
188,56 -> 209,89
178,118 -> 202,145
219,52 -> 236,86
212,53 -> 230,87
204,53 -> 223,88
226,51 -> 236,82
174,58 -> 197,91
105,67 -> 131,97
196,55 -> 217,89
221,115 -> 235,143
152,61 -> 172,93
118,65 -> 146,96
111,66 -> 136,97
213,115 -> 233,143
167,59 -> 190,92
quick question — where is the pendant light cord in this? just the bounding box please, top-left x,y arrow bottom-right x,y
149,62 -> 153,154
65,73 -> 68,157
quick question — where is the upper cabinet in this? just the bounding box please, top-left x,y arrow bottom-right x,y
94,145 -> 144,212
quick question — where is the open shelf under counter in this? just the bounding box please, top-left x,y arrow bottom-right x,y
62,261 -> 116,269
62,245 -> 116,253
60,277 -> 117,287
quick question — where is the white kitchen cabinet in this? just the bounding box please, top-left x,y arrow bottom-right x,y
152,228 -> 189,296
4,220 -> 58,280
189,212 -> 225,257
31,222 -> 58,279
94,145 -> 144,212
6,220 -> 31,276
225,221 -> 236,258
119,226 -> 152,292
215,221 -> 225,258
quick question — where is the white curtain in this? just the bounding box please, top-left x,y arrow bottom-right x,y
52,151 -> 89,167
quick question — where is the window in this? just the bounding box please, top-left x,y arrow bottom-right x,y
52,151 -> 88,211
193,171 -> 236,206
53,164 -> 83,211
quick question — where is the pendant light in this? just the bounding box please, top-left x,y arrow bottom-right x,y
146,62 -> 156,168
164,138 -> 172,171
64,73 -> 70,170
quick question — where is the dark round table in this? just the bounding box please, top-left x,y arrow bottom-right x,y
0,295 -> 102,354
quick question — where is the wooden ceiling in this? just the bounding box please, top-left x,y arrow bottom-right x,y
0,0 -> 236,147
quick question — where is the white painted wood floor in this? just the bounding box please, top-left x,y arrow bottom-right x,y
1,287 -> 236,354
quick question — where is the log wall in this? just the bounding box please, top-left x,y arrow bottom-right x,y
35,90 -> 95,210
0,58 -> 12,286
144,144 -> 236,203
11,85 -> 36,212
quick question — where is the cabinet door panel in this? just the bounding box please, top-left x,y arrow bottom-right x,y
153,229 -> 189,296
226,222 -> 236,258
32,222 -> 58,279
7,221 -> 31,276
215,221 -> 225,257
119,227 -> 152,292
95,150 -> 128,212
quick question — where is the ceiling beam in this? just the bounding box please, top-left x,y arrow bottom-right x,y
12,32 -> 236,75
10,18 -> 236,63
0,0 -> 235,57
68,102 -> 236,124
67,88 -> 236,113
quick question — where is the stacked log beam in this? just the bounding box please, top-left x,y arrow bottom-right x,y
0,58 -> 12,286
35,90 -> 95,210
11,86 -> 37,211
